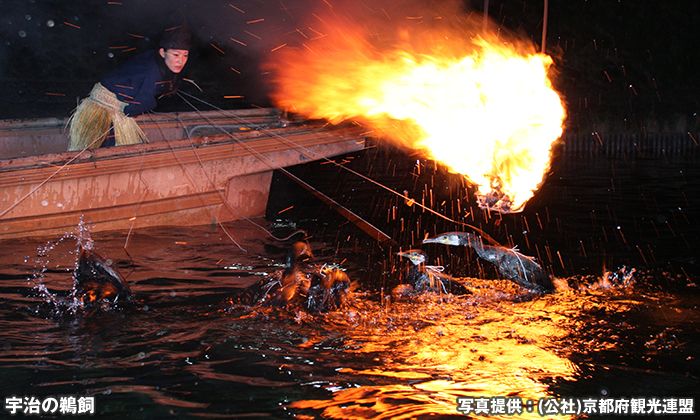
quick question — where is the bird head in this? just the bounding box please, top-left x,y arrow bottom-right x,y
422,232 -> 473,246
286,242 -> 314,268
397,249 -> 427,266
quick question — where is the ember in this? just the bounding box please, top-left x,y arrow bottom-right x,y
267,12 -> 565,213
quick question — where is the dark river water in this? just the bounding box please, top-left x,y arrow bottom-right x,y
1,138 -> 699,419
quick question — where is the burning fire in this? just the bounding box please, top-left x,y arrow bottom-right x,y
267,18 -> 565,213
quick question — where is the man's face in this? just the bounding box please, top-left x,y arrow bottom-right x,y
160,48 -> 189,73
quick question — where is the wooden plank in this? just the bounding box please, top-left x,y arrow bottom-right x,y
0,119 -> 368,239
0,190 -> 224,236
0,125 -> 364,185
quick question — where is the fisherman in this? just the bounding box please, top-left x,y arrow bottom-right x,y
67,25 -> 192,151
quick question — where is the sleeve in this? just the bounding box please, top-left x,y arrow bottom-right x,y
122,78 -> 159,116
101,51 -> 163,116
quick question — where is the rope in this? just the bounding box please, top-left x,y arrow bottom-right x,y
176,91 -> 484,233
140,111 -> 249,251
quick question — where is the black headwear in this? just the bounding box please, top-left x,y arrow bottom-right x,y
160,25 -> 192,50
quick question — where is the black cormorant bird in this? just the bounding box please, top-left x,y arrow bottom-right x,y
396,249 -> 471,296
423,232 -> 554,293
74,246 -> 133,305
240,242 -> 352,313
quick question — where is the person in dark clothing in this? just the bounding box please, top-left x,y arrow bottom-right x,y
68,26 -> 191,151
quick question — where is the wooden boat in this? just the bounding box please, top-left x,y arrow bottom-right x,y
0,108 -> 367,239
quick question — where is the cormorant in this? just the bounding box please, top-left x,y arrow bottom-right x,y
240,242 -> 352,313
423,232 -> 554,293
74,246 -> 133,305
396,249 -> 471,296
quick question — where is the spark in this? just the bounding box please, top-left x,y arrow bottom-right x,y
650,220 -> 660,237
231,38 -> 247,47
244,30 -> 261,40
594,132 -> 603,145
229,4 -> 245,13
63,22 -> 80,29
636,245 -> 648,265
295,28 -> 308,39
279,0 -> 293,18
523,231 -> 530,249
616,226 -> 628,245
312,13 -> 326,24
224,95 -> 243,99
278,206 -> 294,214
678,207 -> 690,224
230,67 -> 241,74
271,43 -> 287,52
210,43 -> 225,54
307,26 -> 326,40
557,251 -> 565,270
681,267 -> 692,282
44,92 -> 65,96
647,244 -> 656,263
247,19 -> 264,24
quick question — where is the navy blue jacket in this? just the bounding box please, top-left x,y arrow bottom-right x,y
101,50 -> 178,116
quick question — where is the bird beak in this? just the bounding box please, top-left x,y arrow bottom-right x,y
422,236 -> 445,244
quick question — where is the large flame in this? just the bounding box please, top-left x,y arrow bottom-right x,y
267,16 -> 565,213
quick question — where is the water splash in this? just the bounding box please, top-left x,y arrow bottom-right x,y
29,217 -> 97,315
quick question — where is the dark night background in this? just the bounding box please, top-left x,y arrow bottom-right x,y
1,3 -> 700,417
1,0 -> 699,135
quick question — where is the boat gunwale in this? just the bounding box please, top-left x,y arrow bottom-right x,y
0,107 -> 282,131
0,122 -> 366,182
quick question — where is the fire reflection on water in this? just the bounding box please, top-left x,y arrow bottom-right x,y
287,282 -> 594,419
1,221 -> 697,418
284,266 -> 699,419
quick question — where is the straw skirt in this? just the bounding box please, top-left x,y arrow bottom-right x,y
67,83 -> 148,151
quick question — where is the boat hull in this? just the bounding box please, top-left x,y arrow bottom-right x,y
0,109 -> 367,238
